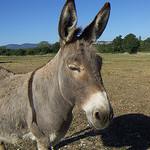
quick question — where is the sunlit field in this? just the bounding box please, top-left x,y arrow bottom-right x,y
0,53 -> 150,150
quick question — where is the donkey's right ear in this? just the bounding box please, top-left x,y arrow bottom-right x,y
80,2 -> 110,43
58,0 -> 77,45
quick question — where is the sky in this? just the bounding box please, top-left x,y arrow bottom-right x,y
0,0 -> 150,46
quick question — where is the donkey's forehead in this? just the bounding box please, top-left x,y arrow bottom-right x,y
64,40 -> 99,60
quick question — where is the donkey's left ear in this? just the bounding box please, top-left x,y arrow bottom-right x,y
58,0 -> 77,44
80,2 -> 110,43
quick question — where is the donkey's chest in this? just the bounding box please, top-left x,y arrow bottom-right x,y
49,113 -> 73,146
36,109 -> 73,146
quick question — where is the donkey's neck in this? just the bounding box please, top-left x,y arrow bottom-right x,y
32,51 -> 74,126
43,50 -> 75,107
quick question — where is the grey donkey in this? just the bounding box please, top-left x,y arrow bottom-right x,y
0,0 -> 113,149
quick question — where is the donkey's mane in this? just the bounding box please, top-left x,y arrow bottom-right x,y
74,27 -> 82,37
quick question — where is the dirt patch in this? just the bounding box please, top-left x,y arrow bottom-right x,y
57,114 -> 150,150
0,54 -> 150,149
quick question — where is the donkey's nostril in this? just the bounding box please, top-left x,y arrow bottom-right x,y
94,110 -> 108,123
95,112 -> 101,120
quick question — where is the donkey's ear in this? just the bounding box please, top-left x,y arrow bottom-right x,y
80,2 -> 110,43
58,0 -> 77,44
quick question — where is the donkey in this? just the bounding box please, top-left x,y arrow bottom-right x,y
0,0 -> 113,149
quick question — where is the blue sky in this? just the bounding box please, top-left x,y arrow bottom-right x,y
0,0 -> 150,46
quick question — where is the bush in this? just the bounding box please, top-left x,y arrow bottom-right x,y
13,49 -> 26,56
26,48 -> 35,55
113,35 -> 124,53
95,44 -> 112,53
122,34 -> 140,54
140,38 -> 150,52
51,42 -> 60,53
1,34 -> 147,56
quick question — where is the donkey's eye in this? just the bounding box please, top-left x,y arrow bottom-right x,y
68,64 -> 80,72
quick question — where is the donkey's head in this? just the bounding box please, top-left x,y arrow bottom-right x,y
57,0 -> 113,130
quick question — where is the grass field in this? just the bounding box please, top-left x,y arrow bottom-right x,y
0,53 -> 150,150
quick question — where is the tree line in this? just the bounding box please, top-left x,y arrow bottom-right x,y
95,33 -> 150,54
0,41 -> 60,56
0,33 -> 150,56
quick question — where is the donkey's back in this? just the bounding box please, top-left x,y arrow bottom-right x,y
0,66 -> 14,81
0,66 -> 32,143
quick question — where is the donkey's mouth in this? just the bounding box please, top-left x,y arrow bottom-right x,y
88,119 -> 109,131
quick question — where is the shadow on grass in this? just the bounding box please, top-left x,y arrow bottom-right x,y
57,114 -> 150,150
0,61 -> 12,63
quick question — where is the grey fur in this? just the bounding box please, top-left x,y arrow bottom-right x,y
0,0 -> 113,150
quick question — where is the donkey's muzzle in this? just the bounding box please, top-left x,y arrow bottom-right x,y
94,106 -> 113,123
88,106 -> 113,130
82,91 -> 113,130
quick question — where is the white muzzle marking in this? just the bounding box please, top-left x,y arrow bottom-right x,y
82,91 -> 110,113
82,91 -> 111,130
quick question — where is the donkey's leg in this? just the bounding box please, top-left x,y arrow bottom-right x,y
0,146 -> 5,150
0,142 -> 5,150
37,143 -> 49,150
37,141 -> 51,150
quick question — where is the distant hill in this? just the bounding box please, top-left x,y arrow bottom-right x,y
5,43 -> 37,50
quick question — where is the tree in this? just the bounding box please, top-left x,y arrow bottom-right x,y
5,49 -> 12,56
113,35 -> 123,53
13,49 -> 26,56
36,41 -> 51,48
0,46 -> 6,50
140,38 -> 150,52
122,33 -> 140,54
26,48 -> 35,55
51,42 -> 60,53
36,41 -> 52,54
0,49 -> 6,55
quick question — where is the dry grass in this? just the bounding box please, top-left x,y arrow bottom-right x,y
0,53 -> 150,150
0,55 -> 52,74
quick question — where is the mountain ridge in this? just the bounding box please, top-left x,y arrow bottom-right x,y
5,43 -> 37,50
